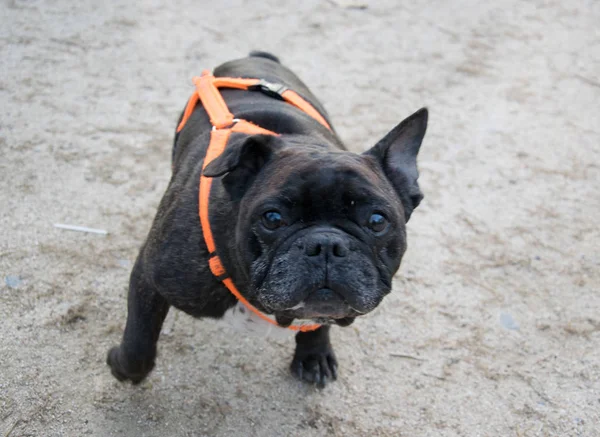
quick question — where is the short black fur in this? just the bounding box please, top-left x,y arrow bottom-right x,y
107,51 -> 427,388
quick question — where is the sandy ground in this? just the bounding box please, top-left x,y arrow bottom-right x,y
1,0 -> 599,436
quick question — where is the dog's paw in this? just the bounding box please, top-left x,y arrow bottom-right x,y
290,343 -> 337,388
106,346 -> 153,385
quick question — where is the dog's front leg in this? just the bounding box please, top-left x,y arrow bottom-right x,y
107,257 -> 170,384
290,325 -> 337,388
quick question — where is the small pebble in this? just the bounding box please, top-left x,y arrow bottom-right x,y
5,275 -> 21,288
500,312 -> 519,330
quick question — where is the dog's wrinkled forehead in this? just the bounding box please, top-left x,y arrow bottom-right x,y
256,149 -> 398,213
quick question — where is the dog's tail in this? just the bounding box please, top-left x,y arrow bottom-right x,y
249,50 -> 280,64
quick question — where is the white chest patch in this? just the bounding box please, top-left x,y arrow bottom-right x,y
221,301 -> 295,339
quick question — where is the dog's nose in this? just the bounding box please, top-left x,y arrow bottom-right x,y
304,234 -> 349,258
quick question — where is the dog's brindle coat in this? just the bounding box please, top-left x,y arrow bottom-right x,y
107,52 -> 427,388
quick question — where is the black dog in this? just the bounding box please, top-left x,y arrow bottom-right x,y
107,51 -> 427,388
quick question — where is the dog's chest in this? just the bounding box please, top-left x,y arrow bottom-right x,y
220,302 -> 294,339
221,301 -> 327,339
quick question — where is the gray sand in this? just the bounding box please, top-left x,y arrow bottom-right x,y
1,0 -> 599,436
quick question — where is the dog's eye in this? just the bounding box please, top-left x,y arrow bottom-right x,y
262,210 -> 285,230
367,213 -> 388,233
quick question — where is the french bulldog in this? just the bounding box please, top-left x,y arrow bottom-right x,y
107,51 -> 427,388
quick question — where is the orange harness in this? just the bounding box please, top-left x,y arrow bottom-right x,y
177,70 -> 331,332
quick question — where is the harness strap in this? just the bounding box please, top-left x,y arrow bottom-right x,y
199,120 -> 278,257
177,70 -> 331,133
280,89 -> 331,129
181,70 -> 330,333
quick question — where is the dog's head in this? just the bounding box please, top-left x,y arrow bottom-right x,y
204,108 -> 427,326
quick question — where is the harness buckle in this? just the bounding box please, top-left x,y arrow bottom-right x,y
212,118 -> 240,131
250,80 -> 288,100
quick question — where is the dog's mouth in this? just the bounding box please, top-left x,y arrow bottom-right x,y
273,288 -> 362,327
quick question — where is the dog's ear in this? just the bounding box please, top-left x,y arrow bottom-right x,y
203,134 -> 283,199
364,108 -> 427,222
203,134 -> 282,177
